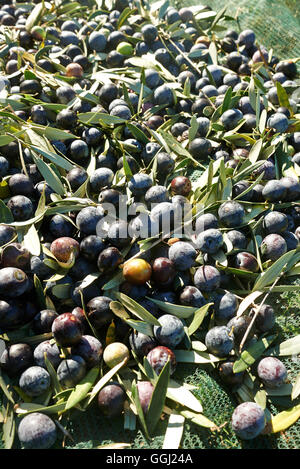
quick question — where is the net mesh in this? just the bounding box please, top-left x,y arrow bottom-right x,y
193,0 -> 300,59
2,0 -> 300,451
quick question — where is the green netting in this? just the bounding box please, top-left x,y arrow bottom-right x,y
188,0 -> 300,60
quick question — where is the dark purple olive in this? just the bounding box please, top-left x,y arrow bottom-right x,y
51,312 -> 83,347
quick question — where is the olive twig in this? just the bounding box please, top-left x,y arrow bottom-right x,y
238,275 -> 281,353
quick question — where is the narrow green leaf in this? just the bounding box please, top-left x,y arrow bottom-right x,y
84,358 -> 128,408
65,367 -> 99,411
2,402 -> 15,449
254,389 -> 267,409
180,410 -> 216,429
102,270 -> 124,290
0,200 -> 14,223
146,360 -> 170,435
162,413 -> 185,449
15,400 -> 67,415
259,109 -> 267,133
124,400 -> 136,431
236,291 -> 264,317
30,145 -> 74,171
126,123 -> 149,144
116,292 -> 160,326
166,379 -> 203,413
187,303 -> 213,336
25,2 -> 45,32
276,81 -> 291,110
269,404 -> 300,434
208,41 -> 218,65
117,6 -> 134,29
174,350 -> 220,364
131,380 -> 150,438
265,384 -> 293,396
33,274 -> 47,309
191,341 -> 207,352
0,371 -> 15,404
188,115 -> 199,143
248,139 -> 263,164
221,86 -> 232,114
122,152 -> 133,181
23,223 -> 41,256
43,352 -> 62,396
268,334 -> 300,357
252,250 -> 300,292
32,125 -> 79,142
292,373 -> 300,401
147,298 -> 197,319
125,319 -> 154,337
33,157 -> 66,195
233,335 -> 277,373
110,301 -> 130,321
143,357 -> 157,382
78,112 -> 127,126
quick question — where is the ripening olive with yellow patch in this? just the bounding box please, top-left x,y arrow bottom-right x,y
50,237 -> 80,263
103,342 -> 130,368
122,258 -> 152,285
116,41 -> 134,56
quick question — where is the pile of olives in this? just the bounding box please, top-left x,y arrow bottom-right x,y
0,0 -> 299,449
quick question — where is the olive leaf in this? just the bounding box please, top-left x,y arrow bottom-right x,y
23,224 -> 41,256
2,402 -> 15,449
110,301 -> 130,321
167,379 -> 203,413
64,367 -> 99,411
174,350 -> 221,364
248,138 -> 263,164
15,400 -> 67,416
267,334 -> 300,357
221,86 -> 232,114
162,413 -> 185,449
131,380 -> 150,439
291,373 -> 300,401
29,145 -> 74,171
268,404 -> 300,434
25,1 -> 46,32
187,303 -> 213,336
33,274 -> 47,309
254,389 -> 267,409
125,319 -> 154,337
233,335 -> 277,373
236,291 -> 264,317
179,410 -> 216,429
115,292 -> 160,326
123,400 -> 136,431
0,200 -> 14,224
78,112 -> 127,126
147,298 -> 198,319
145,359 -> 170,436
253,249 -> 300,292
0,371 -> 15,405
276,81 -> 291,110
76,272 -> 100,291
191,341 -> 207,352
83,358 -> 128,408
